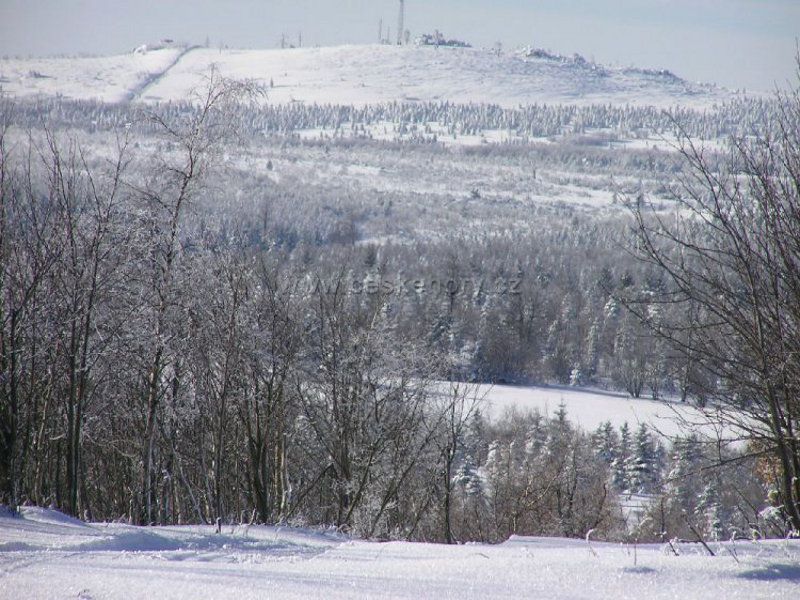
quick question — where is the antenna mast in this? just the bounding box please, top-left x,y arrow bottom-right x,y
397,0 -> 405,45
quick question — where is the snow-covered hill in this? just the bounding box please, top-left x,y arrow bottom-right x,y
1,44 -> 738,108
1,507 -> 797,599
0,48 -> 183,104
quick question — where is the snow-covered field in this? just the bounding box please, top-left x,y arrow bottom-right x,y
479,384 -> 718,438
1,507 -> 797,599
1,44 -> 738,108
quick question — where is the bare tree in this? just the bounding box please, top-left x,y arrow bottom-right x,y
41,130 -> 129,518
294,270 -> 439,535
0,122 -> 63,508
133,69 -> 262,524
432,381 -> 484,543
624,63 -> 800,531
237,259 -> 302,523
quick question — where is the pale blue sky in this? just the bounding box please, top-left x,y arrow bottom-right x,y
1,0 -> 797,91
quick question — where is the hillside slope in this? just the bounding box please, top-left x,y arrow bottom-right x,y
1,44 -> 737,108
0,48 -> 182,103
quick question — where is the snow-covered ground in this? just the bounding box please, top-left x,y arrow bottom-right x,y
1,44 -> 738,108
478,384 -> 718,438
1,507 -> 797,599
0,48 -> 183,103
430,381 -> 731,440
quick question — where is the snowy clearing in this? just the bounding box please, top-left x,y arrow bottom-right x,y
477,384 -> 724,439
1,507 -> 797,599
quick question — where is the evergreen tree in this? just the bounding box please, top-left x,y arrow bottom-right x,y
584,319 -> 601,381
593,421 -> 619,466
697,478 -> 728,541
625,424 -> 659,494
453,456 -> 483,498
666,435 -> 704,514
612,422 -> 631,491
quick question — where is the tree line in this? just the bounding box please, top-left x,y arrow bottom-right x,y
7,94 -> 775,142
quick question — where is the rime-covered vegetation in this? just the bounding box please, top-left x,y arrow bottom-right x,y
7,95 -> 776,140
0,81 -> 795,544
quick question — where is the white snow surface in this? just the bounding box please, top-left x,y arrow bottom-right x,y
1,507 -> 797,599
478,384 -> 719,438
430,382 -> 734,440
2,44 -> 738,108
0,48 -> 183,103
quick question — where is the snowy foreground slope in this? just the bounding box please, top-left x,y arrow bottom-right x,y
1,508 -> 797,599
1,44 -> 737,108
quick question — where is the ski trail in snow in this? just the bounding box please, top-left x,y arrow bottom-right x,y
0,551 -> 54,578
126,45 -> 199,103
